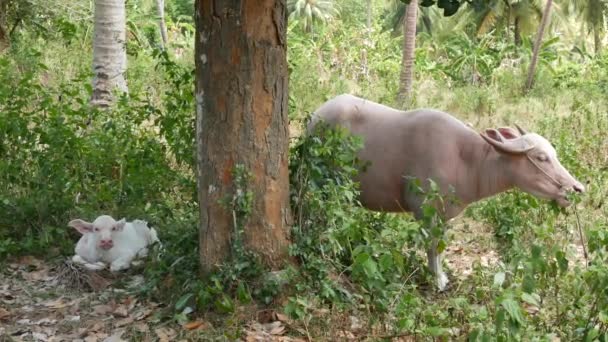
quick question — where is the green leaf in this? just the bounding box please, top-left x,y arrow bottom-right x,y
493,272 -> 506,287
437,239 -> 447,254
521,293 -> 540,307
500,298 -> 524,325
214,294 -> 235,313
175,293 -> 193,311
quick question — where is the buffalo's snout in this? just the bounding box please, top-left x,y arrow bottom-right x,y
99,239 -> 113,250
572,182 -> 585,193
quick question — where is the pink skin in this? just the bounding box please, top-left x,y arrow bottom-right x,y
309,94 -> 586,291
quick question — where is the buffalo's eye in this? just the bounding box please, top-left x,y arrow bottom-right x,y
94,227 -> 100,232
536,154 -> 548,162
112,226 -> 116,231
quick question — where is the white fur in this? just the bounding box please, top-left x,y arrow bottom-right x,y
68,215 -> 160,272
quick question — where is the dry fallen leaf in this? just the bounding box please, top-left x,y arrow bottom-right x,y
0,307 -> 10,321
123,296 -> 137,311
42,298 -> 71,309
103,330 -> 126,342
183,320 -> 208,330
133,308 -> 152,321
275,313 -> 289,322
64,315 -> 80,322
112,305 -> 129,318
32,332 -> 49,341
93,304 -> 114,316
18,255 -> 42,267
88,322 -> 105,333
115,316 -> 134,328
35,318 -> 58,326
22,268 -> 50,282
155,327 -> 177,342
133,322 -> 149,333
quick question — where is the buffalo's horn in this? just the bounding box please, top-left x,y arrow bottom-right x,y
514,123 -> 528,135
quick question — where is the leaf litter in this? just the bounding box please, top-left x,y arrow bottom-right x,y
0,256 -> 173,341
0,256 -> 309,341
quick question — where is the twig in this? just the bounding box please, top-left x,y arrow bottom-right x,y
389,267 -> 419,309
573,205 -> 588,268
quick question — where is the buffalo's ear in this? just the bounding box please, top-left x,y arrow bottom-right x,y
68,219 -> 94,235
481,129 -> 534,154
497,127 -> 520,140
115,218 -> 127,231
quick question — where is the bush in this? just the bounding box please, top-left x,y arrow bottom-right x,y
0,52 -> 194,259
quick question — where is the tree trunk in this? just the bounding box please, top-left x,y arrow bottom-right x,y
0,0 -> 9,53
91,0 -> 128,107
397,0 -> 418,108
155,0 -> 168,48
524,0 -> 552,92
514,17 -> 522,46
366,0 -> 372,32
594,25 -> 602,55
195,0 -> 292,274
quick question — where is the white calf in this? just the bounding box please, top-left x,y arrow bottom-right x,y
68,215 -> 160,271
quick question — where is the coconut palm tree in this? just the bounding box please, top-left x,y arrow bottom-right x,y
474,0 -> 544,44
524,0 -> 552,92
397,0 -> 419,108
565,0 -> 607,54
287,0 -> 339,33
91,0 -> 128,107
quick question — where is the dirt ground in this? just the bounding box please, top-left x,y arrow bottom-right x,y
0,216 -> 586,341
0,256 -> 306,342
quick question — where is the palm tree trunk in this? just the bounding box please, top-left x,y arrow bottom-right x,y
524,0 -> 552,92
514,17 -> 522,46
91,0 -> 128,107
155,0 -> 169,48
397,0 -> 418,108
594,25 -> 602,55
366,0 -> 372,31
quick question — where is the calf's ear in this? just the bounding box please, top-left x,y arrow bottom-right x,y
115,218 -> 127,231
68,219 -> 94,234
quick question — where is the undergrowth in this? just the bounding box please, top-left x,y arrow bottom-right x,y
1,1 -> 608,340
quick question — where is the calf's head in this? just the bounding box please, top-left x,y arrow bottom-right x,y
68,215 -> 127,250
481,125 -> 584,207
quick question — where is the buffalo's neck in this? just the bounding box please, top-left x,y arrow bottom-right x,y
463,141 -> 515,204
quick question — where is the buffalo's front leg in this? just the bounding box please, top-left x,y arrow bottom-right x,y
427,238 -> 448,291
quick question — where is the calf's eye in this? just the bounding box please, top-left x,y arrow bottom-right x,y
537,154 -> 548,162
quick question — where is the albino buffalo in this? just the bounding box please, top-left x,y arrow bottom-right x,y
308,94 -> 584,291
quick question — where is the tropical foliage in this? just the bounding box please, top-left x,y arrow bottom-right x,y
1,0 -> 608,340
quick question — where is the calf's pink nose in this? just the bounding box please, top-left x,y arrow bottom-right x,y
100,239 -> 113,247
573,182 -> 585,193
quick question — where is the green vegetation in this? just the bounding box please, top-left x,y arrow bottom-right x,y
1,0 -> 608,340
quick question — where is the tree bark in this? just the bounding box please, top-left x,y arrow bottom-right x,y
91,0 -> 128,107
513,17 -> 522,46
366,0 -> 372,31
195,0 -> 292,274
0,0 -> 9,53
155,0 -> 168,48
524,0 -> 552,92
397,0 -> 418,108
594,25 -> 602,55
